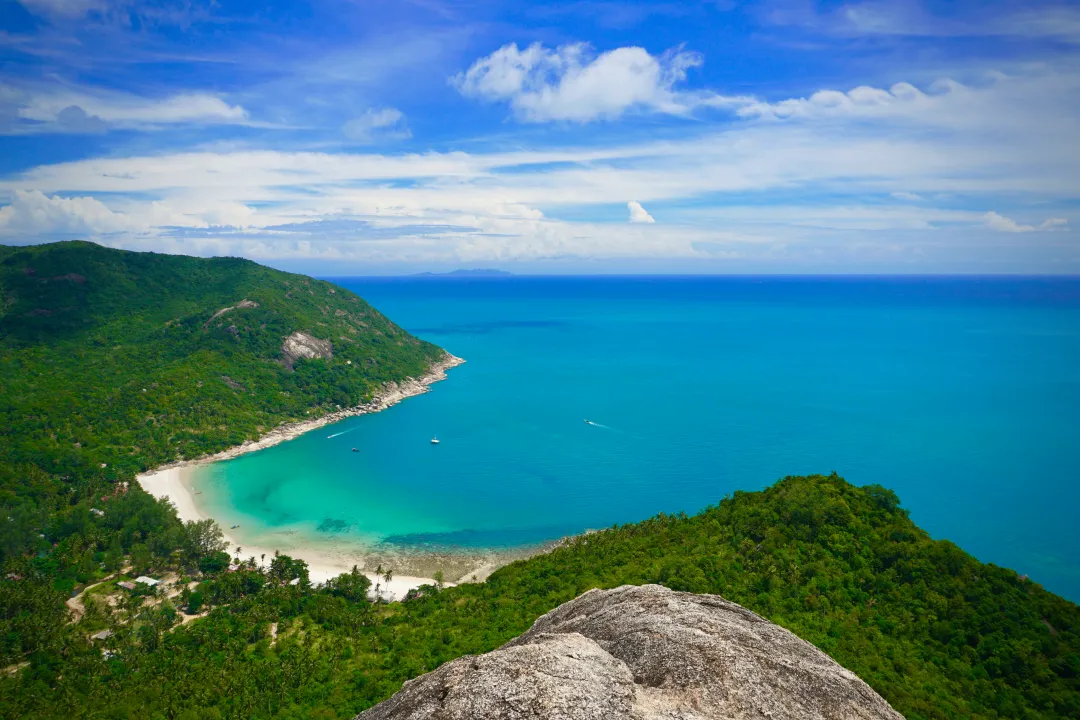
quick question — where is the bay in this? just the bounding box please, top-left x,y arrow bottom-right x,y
195,276 -> 1080,600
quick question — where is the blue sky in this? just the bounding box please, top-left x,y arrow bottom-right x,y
0,0 -> 1077,273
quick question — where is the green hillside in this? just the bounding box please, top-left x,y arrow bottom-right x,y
3,475 -> 1078,720
0,241 -> 444,475
0,243 -> 1077,720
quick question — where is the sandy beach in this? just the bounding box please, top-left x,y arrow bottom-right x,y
139,465 -> 443,599
136,353 -> 496,601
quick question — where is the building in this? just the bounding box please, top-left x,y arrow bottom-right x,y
117,581 -> 136,591
90,629 -> 113,641
134,576 -> 160,587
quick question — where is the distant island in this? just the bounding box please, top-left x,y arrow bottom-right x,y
412,268 -> 514,277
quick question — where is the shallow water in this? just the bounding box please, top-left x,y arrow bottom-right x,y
195,276 -> 1080,600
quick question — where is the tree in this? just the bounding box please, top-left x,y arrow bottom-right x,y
199,551 -> 230,574
183,519 -> 226,562
324,566 -> 372,603
268,553 -> 308,586
104,534 -> 124,573
130,543 -> 152,574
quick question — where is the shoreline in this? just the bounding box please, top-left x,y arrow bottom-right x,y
136,352 -> 510,600
144,352 -> 466,473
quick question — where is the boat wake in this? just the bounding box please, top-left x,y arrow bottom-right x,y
584,420 -> 612,430
326,427 -> 358,439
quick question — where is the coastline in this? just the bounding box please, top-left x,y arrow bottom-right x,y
144,352 -> 466,472
139,465 -> 463,599
136,352 -> 496,600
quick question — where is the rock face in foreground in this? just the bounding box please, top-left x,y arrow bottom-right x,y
357,584 -> 903,720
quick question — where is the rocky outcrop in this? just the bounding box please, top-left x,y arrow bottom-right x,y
204,298 -> 259,327
281,331 -> 333,368
356,585 -> 903,720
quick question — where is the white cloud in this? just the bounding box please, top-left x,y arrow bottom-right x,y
452,42 -> 739,122
4,84 -> 249,133
627,200 -> 655,223
983,211 -> 1070,233
0,189 -> 255,236
739,81 -> 941,121
1040,217 -> 1069,230
0,67 -> 1076,269
0,189 -> 135,235
890,191 -> 922,201
342,108 -> 411,143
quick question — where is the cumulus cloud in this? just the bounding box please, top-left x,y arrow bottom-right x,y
0,189 -> 134,235
342,108 -> 411,143
628,200 -> 655,223
55,105 -> 108,133
0,189 -> 251,236
983,211 -> 1069,233
452,42 -> 737,122
739,81 -> 943,120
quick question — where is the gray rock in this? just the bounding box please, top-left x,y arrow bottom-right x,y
281,331 -> 333,368
357,585 -> 903,720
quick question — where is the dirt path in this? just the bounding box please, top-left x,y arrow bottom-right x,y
65,574 -> 117,622
2,661 -> 29,677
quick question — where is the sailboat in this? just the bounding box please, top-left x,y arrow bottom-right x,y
430,435 -> 440,444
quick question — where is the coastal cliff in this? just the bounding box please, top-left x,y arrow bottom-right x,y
357,584 -> 903,720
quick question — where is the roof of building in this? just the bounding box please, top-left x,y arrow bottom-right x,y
134,576 -> 159,586
117,581 -> 136,590
90,629 -> 113,640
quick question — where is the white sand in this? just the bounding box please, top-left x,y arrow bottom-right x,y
136,355 -> 467,601
138,465 -> 447,601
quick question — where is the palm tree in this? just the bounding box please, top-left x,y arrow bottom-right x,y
382,568 -> 394,600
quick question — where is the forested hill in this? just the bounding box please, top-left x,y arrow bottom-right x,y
3,474 -> 1079,720
0,241 -> 444,475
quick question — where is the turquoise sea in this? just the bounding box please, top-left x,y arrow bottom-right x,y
195,277 -> 1080,601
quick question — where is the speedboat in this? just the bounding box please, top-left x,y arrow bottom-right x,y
430,435 -> 440,444
351,447 -> 358,452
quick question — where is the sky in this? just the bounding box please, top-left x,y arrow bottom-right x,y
0,0 -> 1078,274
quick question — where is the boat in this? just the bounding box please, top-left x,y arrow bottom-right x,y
231,525 -> 240,529
430,435 -> 440,444
351,447 -> 358,452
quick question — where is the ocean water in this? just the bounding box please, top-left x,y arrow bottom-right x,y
195,277 -> 1080,600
